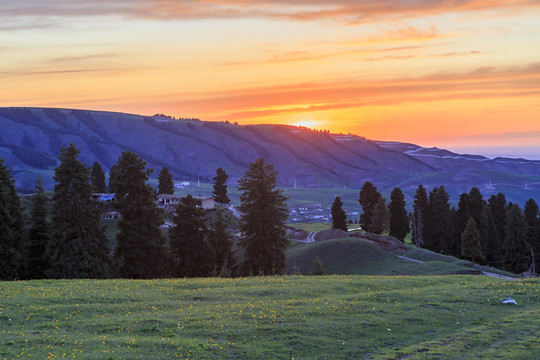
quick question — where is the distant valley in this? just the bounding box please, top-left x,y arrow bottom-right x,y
1,107 -> 540,205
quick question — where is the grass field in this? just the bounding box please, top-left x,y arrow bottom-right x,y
1,276 -> 538,359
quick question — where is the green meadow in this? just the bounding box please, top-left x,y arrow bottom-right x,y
1,276 -> 538,359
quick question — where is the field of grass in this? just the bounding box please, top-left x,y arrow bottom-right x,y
1,276 -> 538,359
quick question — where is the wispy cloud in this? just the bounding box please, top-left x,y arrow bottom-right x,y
2,0 -> 539,23
161,62 -> 540,120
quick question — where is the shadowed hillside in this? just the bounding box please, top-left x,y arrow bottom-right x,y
2,107 -> 540,204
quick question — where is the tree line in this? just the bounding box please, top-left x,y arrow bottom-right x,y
345,181 -> 539,274
0,144 -> 288,280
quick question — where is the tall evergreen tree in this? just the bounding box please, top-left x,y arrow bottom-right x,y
0,158 -> 25,280
331,196 -> 348,231
454,192 -> 471,257
487,193 -> 507,266
461,218 -> 484,264
523,198 -> 540,272
388,187 -> 409,242
428,186 -> 453,253
468,187 -> 489,260
169,194 -> 215,277
207,208 -> 236,274
238,158 -> 288,275
157,166 -> 174,195
27,175 -> 49,279
110,151 -> 170,278
90,161 -> 107,193
371,196 -> 388,235
212,168 -> 230,205
412,185 -> 429,248
47,143 -> 111,279
503,203 -> 530,273
359,181 -> 381,233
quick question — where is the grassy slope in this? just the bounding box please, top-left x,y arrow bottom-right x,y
285,236 -> 516,278
1,276 -> 538,359
285,238 -> 477,276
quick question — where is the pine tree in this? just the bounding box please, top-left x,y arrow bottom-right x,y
47,143 -> 111,279
487,193 -> 507,266
454,192 -> 471,257
27,175 -> 49,279
90,161 -> 107,193
238,158 -> 288,275
110,151 -> 170,278
158,166 -> 174,195
207,208 -> 236,273
169,194 -> 215,277
428,186 -> 453,253
331,196 -> 348,231
359,181 -> 381,233
388,187 -> 409,242
503,203 -> 530,273
461,218 -> 484,264
370,196 -> 388,235
523,198 -> 540,272
0,158 -> 25,280
212,168 -> 230,205
310,257 -> 325,275
412,185 -> 429,248
468,187 -> 489,262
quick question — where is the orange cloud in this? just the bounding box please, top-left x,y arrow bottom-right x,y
157,62 -> 540,120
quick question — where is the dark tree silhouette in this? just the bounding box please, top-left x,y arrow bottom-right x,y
461,218 -> 484,264
90,161 -> 107,193
47,143 -> 111,279
503,203 -> 530,273
110,151 -> 170,278
238,158 -> 288,275
388,187 -> 409,242
0,158 -> 25,280
212,168 -> 230,205
158,166 -> 174,195
359,181 -> 381,233
169,194 -> 215,277
27,175 -> 49,279
331,196 -> 348,231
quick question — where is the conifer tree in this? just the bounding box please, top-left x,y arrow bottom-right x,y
428,186 -> 453,253
359,181 -> 381,233
90,161 -> 107,193
523,198 -> 540,272
238,158 -> 288,275
487,193 -> 507,266
0,158 -> 25,280
454,192 -> 471,257
110,151 -> 169,278
388,187 -> 409,242
212,168 -> 230,205
412,185 -> 429,248
47,143 -> 111,279
158,166 -> 174,195
27,175 -> 49,279
169,194 -> 215,277
331,196 -> 348,231
461,218 -> 484,264
207,208 -> 236,273
503,203 -> 530,273
370,196 -> 388,235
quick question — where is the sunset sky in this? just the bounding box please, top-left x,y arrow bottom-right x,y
1,1 -> 539,158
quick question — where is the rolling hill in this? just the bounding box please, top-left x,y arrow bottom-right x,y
2,107 -> 540,204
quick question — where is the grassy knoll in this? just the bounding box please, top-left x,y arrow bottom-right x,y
1,276 -> 538,359
285,237 -> 515,278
